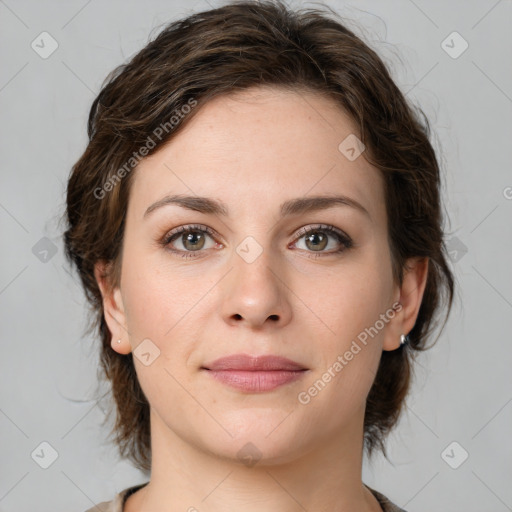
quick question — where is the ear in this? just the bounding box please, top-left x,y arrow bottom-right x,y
383,257 -> 429,351
94,260 -> 132,355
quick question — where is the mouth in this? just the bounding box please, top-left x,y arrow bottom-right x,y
202,353 -> 308,372
201,354 -> 309,393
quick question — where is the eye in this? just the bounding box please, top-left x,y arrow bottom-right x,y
162,224 -> 221,259
291,224 -> 353,257
160,223 -> 353,260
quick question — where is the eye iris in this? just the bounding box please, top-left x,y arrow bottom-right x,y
305,231 -> 328,251
183,231 -> 205,251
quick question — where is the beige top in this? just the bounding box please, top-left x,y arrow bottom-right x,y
84,482 -> 407,511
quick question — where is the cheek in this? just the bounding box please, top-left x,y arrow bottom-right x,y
308,258 -> 391,341
300,253 -> 392,402
121,265 -> 201,401
120,251 -> 218,381
120,252 -> 200,339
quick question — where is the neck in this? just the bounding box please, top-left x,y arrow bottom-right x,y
126,407 -> 382,512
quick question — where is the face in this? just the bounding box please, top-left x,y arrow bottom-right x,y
100,86 -> 418,465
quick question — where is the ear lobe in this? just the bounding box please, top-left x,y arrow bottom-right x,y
94,260 -> 130,354
383,257 -> 429,351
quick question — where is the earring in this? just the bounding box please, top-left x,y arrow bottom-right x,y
116,339 -> 121,344
400,334 -> 408,346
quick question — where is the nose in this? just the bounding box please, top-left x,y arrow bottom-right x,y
220,249 -> 292,329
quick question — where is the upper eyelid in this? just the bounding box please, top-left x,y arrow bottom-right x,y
294,224 -> 349,238
164,223 -> 217,238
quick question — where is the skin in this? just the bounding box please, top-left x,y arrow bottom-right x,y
96,86 -> 428,512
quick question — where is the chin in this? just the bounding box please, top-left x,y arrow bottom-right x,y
203,412 -> 310,467
207,436 -> 307,468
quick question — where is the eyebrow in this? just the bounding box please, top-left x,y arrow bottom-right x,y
143,194 -> 371,220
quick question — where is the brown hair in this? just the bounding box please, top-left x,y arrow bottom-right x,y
64,0 -> 455,471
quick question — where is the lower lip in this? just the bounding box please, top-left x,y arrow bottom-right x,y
204,370 -> 306,392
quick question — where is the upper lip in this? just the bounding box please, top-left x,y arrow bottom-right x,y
202,354 -> 308,371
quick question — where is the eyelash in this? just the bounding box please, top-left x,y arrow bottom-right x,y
161,223 -> 353,260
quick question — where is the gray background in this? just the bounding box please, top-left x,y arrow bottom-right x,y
1,0 -> 511,511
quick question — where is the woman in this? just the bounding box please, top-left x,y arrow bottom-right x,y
64,1 -> 455,511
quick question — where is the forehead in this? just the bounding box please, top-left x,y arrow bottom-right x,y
130,86 -> 386,224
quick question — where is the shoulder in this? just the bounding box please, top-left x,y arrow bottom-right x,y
83,482 -> 149,512
366,484 -> 408,512
83,482 -> 403,512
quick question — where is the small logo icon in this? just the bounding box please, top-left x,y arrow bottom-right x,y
441,441 -> 469,469
31,31 -> 59,59
236,236 -> 263,264
338,134 -> 365,161
133,338 -> 161,366
31,441 -> 59,469
445,236 -> 468,263
237,442 -> 262,467
441,32 -> 468,59
32,237 -> 58,263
